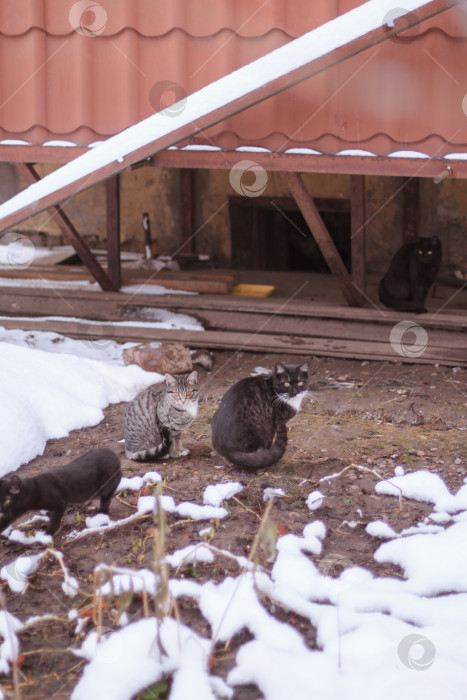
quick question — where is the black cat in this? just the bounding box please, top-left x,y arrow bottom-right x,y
0,448 -> 121,535
379,235 -> 442,313
211,362 -> 309,470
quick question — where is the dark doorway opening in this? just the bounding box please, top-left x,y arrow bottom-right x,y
229,196 -> 351,273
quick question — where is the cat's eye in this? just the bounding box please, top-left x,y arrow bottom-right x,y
427,250 -> 432,255
298,381 -> 303,387
3,496 -> 11,506
284,382 -> 290,387
186,391 -> 192,396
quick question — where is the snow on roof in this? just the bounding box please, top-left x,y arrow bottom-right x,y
0,0 -> 447,227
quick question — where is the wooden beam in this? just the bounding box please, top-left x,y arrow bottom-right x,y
403,178 -> 420,242
106,174 -> 121,289
14,163 -> 117,291
179,169 -> 194,255
0,318 -> 463,366
0,283 -> 464,328
350,175 -> 366,294
284,172 -> 365,307
0,0 -> 458,232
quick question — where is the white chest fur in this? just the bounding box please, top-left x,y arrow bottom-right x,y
184,401 -> 199,419
284,391 -> 307,412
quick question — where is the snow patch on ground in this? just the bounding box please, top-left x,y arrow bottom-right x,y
306,490 -> 325,510
376,469 -> 467,513
203,482 -> 243,507
72,617 -> 216,700
0,339 -> 159,475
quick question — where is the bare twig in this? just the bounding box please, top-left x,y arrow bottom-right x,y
210,500 -> 275,651
231,496 -> 262,520
63,512 -> 151,545
319,462 -> 403,511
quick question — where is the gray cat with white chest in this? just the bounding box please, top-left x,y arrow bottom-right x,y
211,362 -> 309,470
123,371 -> 199,461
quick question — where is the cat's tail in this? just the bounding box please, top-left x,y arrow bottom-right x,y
223,422 -> 288,470
125,442 -> 168,462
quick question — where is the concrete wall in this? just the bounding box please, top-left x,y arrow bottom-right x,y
0,162 -> 465,274
0,162 -> 181,254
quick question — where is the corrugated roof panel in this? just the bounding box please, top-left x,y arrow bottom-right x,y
0,1 -> 465,157
1,0 -> 462,38
0,0 -> 341,38
189,30 -> 467,156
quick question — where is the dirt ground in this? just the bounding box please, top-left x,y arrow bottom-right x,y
1,350 -> 466,699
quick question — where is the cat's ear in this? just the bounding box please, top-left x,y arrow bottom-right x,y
8,475 -> 22,495
275,363 -> 287,374
187,370 -> 198,385
299,362 -> 309,374
431,235 -> 440,244
165,373 -> 177,390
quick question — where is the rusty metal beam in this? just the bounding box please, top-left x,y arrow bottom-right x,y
15,164 -> 117,291
150,149 -> 467,180
0,145 -> 88,164
106,174 -> 121,289
350,175 -> 366,294
2,145 -> 467,181
179,169 -> 195,255
402,178 -> 420,242
0,0 -> 459,233
285,171 -> 365,307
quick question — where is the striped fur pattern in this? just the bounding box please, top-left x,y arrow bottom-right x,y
123,371 -> 199,461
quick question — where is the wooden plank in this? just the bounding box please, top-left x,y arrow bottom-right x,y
0,0 -> 457,233
0,267 -> 95,281
0,318 -> 464,366
0,284 -> 465,330
285,172 -> 365,307
0,268 -> 235,294
122,278 -> 232,294
106,175 -> 121,289
350,174 -> 366,294
121,269 -> 238,285
15,164 -> 117,292
121,295 -> 467,329
0,289 -> 464,350
175,308 -> 467,349
0,265 -> 237,285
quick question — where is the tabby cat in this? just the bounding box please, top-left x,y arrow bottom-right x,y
379,235 -> 442,313
123,371 -> 199,461
0,448 -> 121,535
211,362 -> 309,470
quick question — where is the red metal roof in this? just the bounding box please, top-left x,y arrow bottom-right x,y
0,0 -> 466,157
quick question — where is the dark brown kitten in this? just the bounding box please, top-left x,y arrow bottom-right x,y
0,448 -> 121,535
